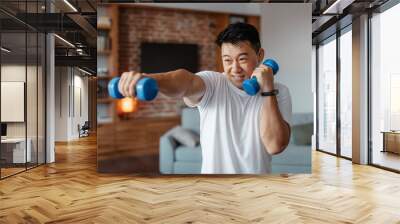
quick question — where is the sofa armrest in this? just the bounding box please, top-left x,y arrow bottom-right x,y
159,128 -> 178,174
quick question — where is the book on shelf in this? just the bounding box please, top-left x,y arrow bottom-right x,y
98,16 -> 111,29
97,55 -> 109,76
97,71 -> 109,77
97,34 -> 110,52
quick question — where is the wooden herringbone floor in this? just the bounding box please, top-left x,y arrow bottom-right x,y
1,135 -> 400,224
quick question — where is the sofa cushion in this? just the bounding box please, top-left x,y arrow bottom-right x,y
175,146 -> 202,162
271,144 -> 311,166
170,126 -> 200,147
181,108 -> 200,134
174,161 -> 201,174
271,164 -> 311,174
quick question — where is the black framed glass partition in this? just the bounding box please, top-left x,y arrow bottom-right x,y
370,1 -> 400,172
316,24 -> 353,159
317,34 -> 337,155
1,31 -> 28,177
316,0 -> 399,172
339,25 -> 352,159
0,0 -> 46,179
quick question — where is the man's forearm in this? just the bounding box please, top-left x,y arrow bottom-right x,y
146,69 -> 195,98
260,96 -> 290,155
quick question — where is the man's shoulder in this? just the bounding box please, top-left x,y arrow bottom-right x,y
195,71 -> 226,85
196,70 -> 224,77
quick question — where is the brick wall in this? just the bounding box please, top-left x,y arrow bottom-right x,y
118,6 -> 221,118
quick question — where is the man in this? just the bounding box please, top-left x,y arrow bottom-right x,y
118,22 -> 292,174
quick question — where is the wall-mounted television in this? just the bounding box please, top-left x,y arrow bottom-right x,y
140,42 -> 199,74
1,123 -> 7,137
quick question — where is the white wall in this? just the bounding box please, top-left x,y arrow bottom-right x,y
2,63 -> 46,165
74,73 -> 89,123
55,66 -> 69,141
54,67 -> 89,141
136,3 -> 261,15
72,72 -> 89,138
1,82 -> 24,122
260,3 -> 312,114
1,65 -> 37,137
1,66 -> 26,128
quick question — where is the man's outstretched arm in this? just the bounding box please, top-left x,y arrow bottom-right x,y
118,69 -> 205,105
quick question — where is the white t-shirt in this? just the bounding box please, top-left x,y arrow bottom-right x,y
186,71 -> 292,174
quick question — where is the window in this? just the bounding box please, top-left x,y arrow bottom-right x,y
0,1 -> 46,179
317,35 -> 337,155
316,22 -> 354,159
370,2 -> 400,171
339,27 -> 352,158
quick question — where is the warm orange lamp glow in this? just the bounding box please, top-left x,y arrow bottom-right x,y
117,97 -> 138,114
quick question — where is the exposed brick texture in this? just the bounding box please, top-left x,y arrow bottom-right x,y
118,6 -> 221,118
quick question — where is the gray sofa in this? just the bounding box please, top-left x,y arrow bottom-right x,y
159,108 -> 312,174
271,113 -> 312,173
159,108 -> 202,174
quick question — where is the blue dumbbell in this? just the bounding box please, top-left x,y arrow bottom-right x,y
108,76 -> 159,101
242,59 -> 279,96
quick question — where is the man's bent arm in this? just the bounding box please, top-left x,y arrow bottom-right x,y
259,96 -> 291,155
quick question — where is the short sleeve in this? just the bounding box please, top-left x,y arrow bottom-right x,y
275,83 -> 292,126
184,71 -> 221,109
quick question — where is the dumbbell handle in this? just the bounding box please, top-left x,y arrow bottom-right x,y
242,59 -> 279,96
108,76 -> 159,101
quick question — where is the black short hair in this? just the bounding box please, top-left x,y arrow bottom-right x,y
216,22 -> 261,53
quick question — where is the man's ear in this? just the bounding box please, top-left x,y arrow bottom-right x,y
257,48 -> 265,63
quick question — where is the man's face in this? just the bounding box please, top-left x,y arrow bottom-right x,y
221,41 -> 264,89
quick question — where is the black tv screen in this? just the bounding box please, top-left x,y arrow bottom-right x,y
140,43 -> 199,74
1,123 -> 6,137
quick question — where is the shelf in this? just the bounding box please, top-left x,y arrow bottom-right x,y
97,50 -> 111,55
97,5 -> 119,131
97,76 -> 112,79
97,98 -> 114,103
97,24 -> 111,30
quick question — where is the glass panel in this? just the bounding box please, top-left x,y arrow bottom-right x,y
0,1 -> 29,33
371,3 -> 400,171
38,32 -> 45,165
317,36 -> 337,154
340,28 -> 352,158
0,1 -> 46,178
1,30 -> 27,178
27,30 -> 38,169
26,0 -> 38,169
37,0 -> 46,165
